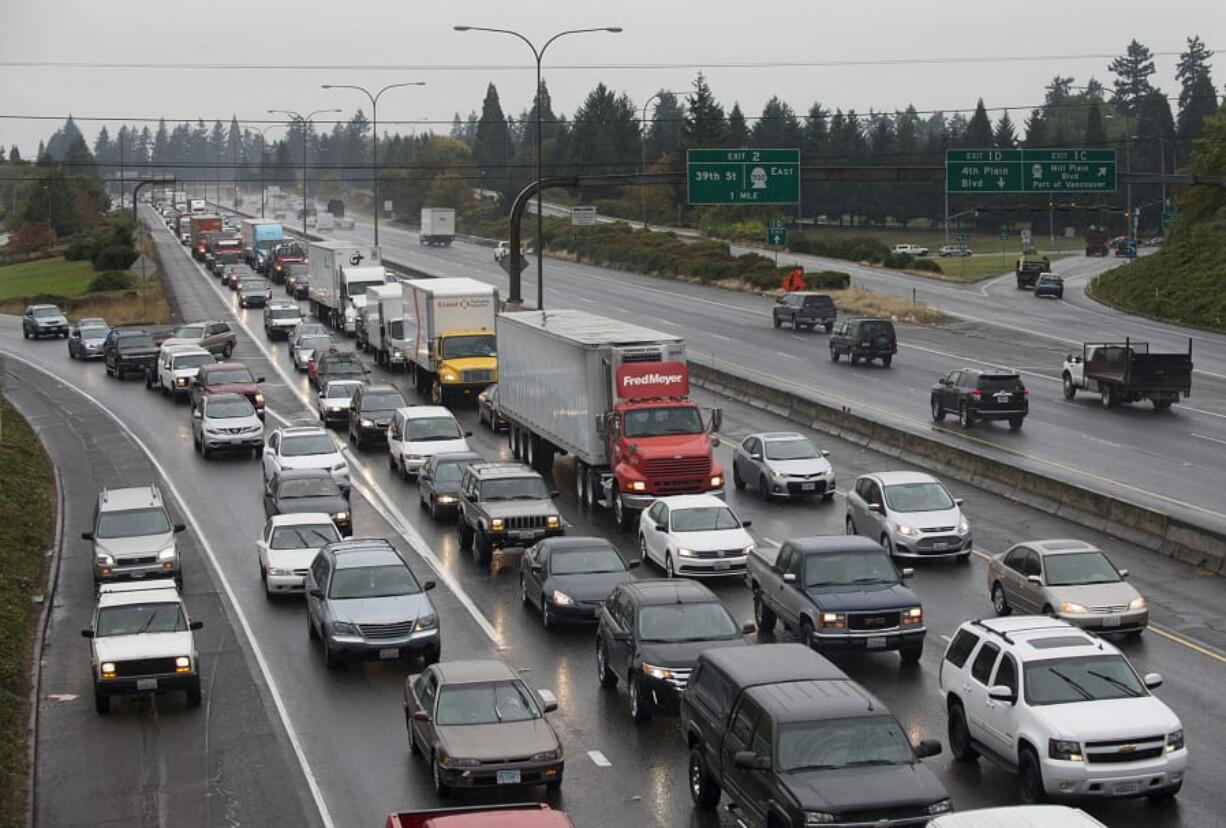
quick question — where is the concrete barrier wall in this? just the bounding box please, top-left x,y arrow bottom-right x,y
690,360 -> 1226,575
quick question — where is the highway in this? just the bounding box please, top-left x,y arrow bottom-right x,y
299,209 -> 1226,536
4,203 -> 1225,827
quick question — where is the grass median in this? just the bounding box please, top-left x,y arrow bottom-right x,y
0,256 -> 170,325
0,395 -> 56,828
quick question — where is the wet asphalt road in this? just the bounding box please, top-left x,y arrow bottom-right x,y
3,203 -> 1225,827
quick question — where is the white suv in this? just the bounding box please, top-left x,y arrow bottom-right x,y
262,424 -> 349,492
939,616 -> 1186,804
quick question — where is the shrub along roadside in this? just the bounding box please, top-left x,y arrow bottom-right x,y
0,396 -> 55,828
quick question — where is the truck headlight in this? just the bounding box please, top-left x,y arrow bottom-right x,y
391,350 -> 403,360
804,813 -> 836,825
414,613 -> 438,631
1059,601 -> 1089,614
741,544 -> 754,556
441,369 -> 459,383
254,393 -> 265,404
332,511 -> 349,523
625,480 -> 646,492
100,662 -> 117,678
901,607 -> 923,625
490,518 -> 504,531
1167,729 -> 1184,752
710,475 -> 723,487
95,553 -> 115,567
894,522 -> 919,537
641,663 -> 672,680
926,799 -> 953,815
175,656 -> 192,673
547,515 -> 561,529
266,567 -> 294,576
436,495 -> 457,505
1048,738 -> 1083,762
176,377 -> 188,387
1129,596 -> 1148,610
331,621 -> 358,636
550,590 -> 574,606
157,547 -> 177,561
818,612 -> 845,629
360,418 -> 374,428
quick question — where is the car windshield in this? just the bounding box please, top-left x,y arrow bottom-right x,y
779,716 -> 915,772
638,603 -> 739,642
207,369 -> 255,384
1044,552 -> 1122,586
96,602 -> 187,637
550,546 -> 625,575
327,563 -> 420,599
406,416 -> 462,441
434,459 -> 476,483
277,478 -> 339,499
117,335 -> 155,350
624,406 -> 703,438
173,354 -> 213,370
270,307 -> 301,319
883,482 -> 954,513
325,383 -> 359,399
441,334 -> 496,359
804,551 -> 898,587
281,434 -> 336,457
480,477 -> 549,501
1039,275 -> 1061,284
32,307 -> 61,318
347,281 -> 381,297
435,680 -> 541,726
173,324 -> 205,339
361,392 -> 405,412
324,362 -> 363,376
207,398 -> 256,419
80,325 -> 108,338
96,507 -> 172,539
300,336 -> 332,350
240,280 -> 268,291
670,506 -> 741,532
765,438 -> 818,461
1025,655 -> 1147,705
270,523 -> 339,550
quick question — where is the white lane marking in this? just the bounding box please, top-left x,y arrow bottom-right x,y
1191,432 -> 1226,447
761,537 -> 780,547
0,352 -> 336,828
587,750 -> 612,768
939,635 -> 952,642
154,210 -> 504,648
712,333 -> 733,342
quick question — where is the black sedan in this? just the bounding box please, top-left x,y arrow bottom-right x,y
477,384 -> 508,432
418,451 -> 484,520
519,537 -> 639,628
263,468 -> 352,536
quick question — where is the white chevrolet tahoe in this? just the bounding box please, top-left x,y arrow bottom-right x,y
939,616 -> 1185,804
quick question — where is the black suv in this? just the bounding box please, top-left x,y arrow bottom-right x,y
457,463 -> 564,565
772,292 -> 837,333
829,317 -> 897,367
931,369 -> 1028,430
347,383 -> 406,449
682,643 -> 950,824
103,329 -> 159,380
596,579 -> 752,722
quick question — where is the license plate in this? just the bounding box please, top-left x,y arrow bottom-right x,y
378,648 -> 400,660
512,530 -> 535,540
1103,615 -> 1121,628
129,570 -> 145,579
866,636 -> 887,649
713,561 -> 730,571
136,678 -> 158,691
1114,782 -> 1139,795
932,542 -> 948,551
995,392 -> 1012,401
801,483 -> 816,491
496,770 -> 521,785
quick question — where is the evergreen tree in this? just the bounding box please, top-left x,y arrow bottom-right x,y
450,113 -> 465,142
1083,104 -> 1107,146
521,80 -> 557,150
473,84 -> 514,207
964,99 -> 994,147
644,91 -> 685,166
993,112 -> 1018,148
682,72 -> 726,148
568,83 -> 638,182
8,145 -> 20,162
726,104 -> 750,148
1024,109 -> 1048,147
152,119 -> 170,165
1109,39 -> 1157,116
751,96 -> 802,148
1176,36 -> 1217,141
93,126 -> 114,169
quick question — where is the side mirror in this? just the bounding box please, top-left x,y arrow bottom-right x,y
749,453 -> 762,461
740,520 -> 753,529
821,450 -> 830,457
988,685 -> 1016,703
655,523 -> 668,533
1143,672 -> 1163,689
741,622 -> 757,635
538,689 -> 559,713
914,738 -> 943,758
81,532 -> 94,541
256,376 -> 266,383
174,523 -> 186,533
611,630 -> 631,642
709,434 -> 720,448
81,629 -> 94,638
193,409 -> 203,419
343,487 -> 351,501
954,498 -> 965,506
867,503 -> 882,513
413,710 -> 431,722
627,559 -> 641,570
1118,568 -> 1129,579
423,580 -> 436,592
464,431 -> 473,438
550,490 -> 560,498
733,751 -> 771,771
900,567 -> 914,579
189,620 -> 204,630
530,562 -> 544,573
309,588 -> 324,599
783,572 -> 797,583
1026,575 -> 1042,585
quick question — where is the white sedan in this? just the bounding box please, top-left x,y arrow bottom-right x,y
637,494 -> 754,578
256,513 -> 340,596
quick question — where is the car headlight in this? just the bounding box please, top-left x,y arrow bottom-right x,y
1048,738 -> 1083,761
958,517 -> 971,534
818,611 -> 846,629
741,544 -> 754,556
266,566 -> 294,576
331,621 -> 358,636
641,663 -> 672,680
441,755 -> 480,768
95,553 -> 115,567
1059,601 -> 1089,614
530,749 -> 560,762
676,547 -> 697,558
175,656 -> 192,673
1167,729 -> 1184,752
360,418 -> 374,428
414,613 -> 437,631
490,518 -> 505,531
926,799 -> 953,815
547,515 -> 561,529
901,606 -> 923,625
254,393 -> 265,404
176,377 -> 188,387
772,470 -> 788,480
1129,596 -> 1148,610
804,812 -> 836,825
332,511 -> 349,523
551,590 -> 574,606
894,522 -> 919,537
625,480 -> 646,492
436,495 -> 457,505
157,547 -> 177,561
100,662 -> 117,678
710,475 -> 723,487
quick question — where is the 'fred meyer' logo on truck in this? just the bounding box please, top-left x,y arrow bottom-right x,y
615,361 -> 689,400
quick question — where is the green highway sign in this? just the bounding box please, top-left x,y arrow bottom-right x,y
955,233 -> 969,242
688,148 -> 800,205
768,217 -> 786,230
999,231 -> 1012,241
947,148 -> 1116,193
1162,209 -> 1178,227
767,227 -> 788,246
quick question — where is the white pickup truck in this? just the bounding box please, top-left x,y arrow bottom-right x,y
893,243 -> 930,256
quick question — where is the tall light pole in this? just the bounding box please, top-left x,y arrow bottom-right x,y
455,24 -> 622,310
256,123 -> 287,218
640,90 -> 685,231
322,81 -> 425,247
268,108 -> 341,242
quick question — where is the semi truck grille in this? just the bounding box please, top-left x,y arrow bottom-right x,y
848,611 -> 900,631
114,657 -> 178,676
357,621 -> 415,639
461,369 -> 494,383
643,457 -> 710,478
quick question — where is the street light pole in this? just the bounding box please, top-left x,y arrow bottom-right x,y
640,90 -> 685,231
256,123 -> 285,218
455,24 -> 622,310
268,108 -> 341,242
322,81 -> 426,247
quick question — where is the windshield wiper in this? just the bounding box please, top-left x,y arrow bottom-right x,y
511,494 -> 545,500
785,763 -> 841,772
851,577 -> 893,584
1086,670 -> 1142,697
842,758 -> 911,767
1048,668 -> 1094,700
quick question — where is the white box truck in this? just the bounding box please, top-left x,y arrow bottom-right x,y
338,265 -> 390,336
307,240 -> 381,331
496,309 -> 724,527
402,277 -> 498,404
361,283 -> 407,367
419,208 -> 455,247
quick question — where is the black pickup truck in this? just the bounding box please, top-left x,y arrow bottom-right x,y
746,536 -> 926,666
682,643 -> 950,826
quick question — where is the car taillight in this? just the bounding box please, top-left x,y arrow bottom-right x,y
1022,388 -> 1029,397
971,389 -> 982,398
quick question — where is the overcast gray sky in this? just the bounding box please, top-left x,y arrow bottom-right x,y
1,0 -> 1221,153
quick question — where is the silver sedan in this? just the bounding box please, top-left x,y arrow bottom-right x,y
731,432 -> 835,502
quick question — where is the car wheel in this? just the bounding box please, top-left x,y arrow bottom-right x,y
959,404 -> 975,429
753,591 -> 776,633
1009,416 -> 1024,431
406,713 -> 420,754
732,463 -> 745,490
772,315 -> 781,329
222,342 -> 234,359
849,354 -> 859,366
992,582 -> 1012,615
1019,747 -> 1047,804
689,748 -> 721,809
94,689 -> 111,714
830,348 -> 840,362
613,493 -> 630,529
596,639 -> 618,688
639,535 -> 651,569
799,618 -> 815,649
1100,384 -> 1115,408
629,673 -> 653,723
900,641 -> 923,665
1147,781 -> 1183,802
845,515 -> 856,535
881,535 -> 897,559
759,475 -> 772,502
457,521 -> 472,551
322,636 -> 343,671
931,397 -> 945,422
948,702 -> 979,761
825,322 -> 834,334
474,532 -> 492,566
882,355 -> 892,368
519,575 -> 531,606
665,553 -> 676,579
201,443 -> 211,460
1062,373 -> 1076,400
261,566 -> 271,599
541,596 -> 555,630
791,316 -> 799,332
1042,604 -> 1056,616
429,497 -> 442,521
432,754 -> 451,798
186,677 -> 203,707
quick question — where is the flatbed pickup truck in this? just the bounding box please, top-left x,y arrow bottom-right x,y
386,804 -> 573,828
1015,255 -> 1050,289
1062,337 -> 1193,409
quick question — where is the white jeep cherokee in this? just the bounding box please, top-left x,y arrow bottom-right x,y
939,616 -> 1185,804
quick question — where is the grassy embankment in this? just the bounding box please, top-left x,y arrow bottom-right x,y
0,251 -> 170,324
0,396 -> 55,828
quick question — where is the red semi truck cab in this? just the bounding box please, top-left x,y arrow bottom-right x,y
386,804 -> 574,828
